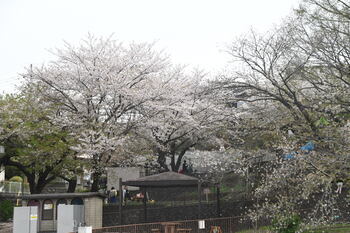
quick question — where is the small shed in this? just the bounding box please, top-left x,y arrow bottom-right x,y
22,192 -> 105,232
120,172 -> 202,223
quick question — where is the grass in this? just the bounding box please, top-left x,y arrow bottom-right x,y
235,226 -> 270,233
235,224 -> 350,233
303,224 -> 350,233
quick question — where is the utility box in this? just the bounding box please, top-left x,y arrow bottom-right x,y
13,206 -> 38,233
57,205 -> 85,233
78,226 -> 92,233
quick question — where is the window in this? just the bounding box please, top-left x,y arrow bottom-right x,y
27,199 -> 40,207
42,199 -> 54,220
71,197 -> 83,205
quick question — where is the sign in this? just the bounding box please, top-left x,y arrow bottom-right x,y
44,204 -> 53,210
198,220 -> 205,229
30,214 -> 38,220
203,188 -> 211,194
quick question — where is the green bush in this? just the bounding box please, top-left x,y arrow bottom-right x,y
9,176 -> 23,183
271,214 -> 301,233
0,200 -> 14,221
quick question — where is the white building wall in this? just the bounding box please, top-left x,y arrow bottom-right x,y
107,167 -> 141,191
0,165 -> 5,182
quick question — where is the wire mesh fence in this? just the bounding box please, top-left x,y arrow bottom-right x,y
103,199 -> 254,227
93,216 -> 266,233
0,181 -> 30,194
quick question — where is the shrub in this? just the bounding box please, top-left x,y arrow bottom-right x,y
271,214 -> 301,233
0,200 -> 14,221
9,176 -> 23,183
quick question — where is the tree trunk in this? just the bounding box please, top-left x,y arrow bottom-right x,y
28,179 -> 46,194
67,178 -> 77,193
173,147 -> 193,172
91,172 -> 101,192
27,175 -> 38,194
157,152 -> 169,172
27,173 -> 48,194
35,184 -> 46,194
36,172 -> 56,194
170,154 -> 176,171
174,149 -> 188,171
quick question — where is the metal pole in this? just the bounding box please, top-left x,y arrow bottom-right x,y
119,178 -> 123,225
198,181 -> 202,219
245,168 -> 249,198
143,188 -> 147,222
216,184 -> 221,217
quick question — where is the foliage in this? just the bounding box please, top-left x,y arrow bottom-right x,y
136,69 -> 235,172
303,224 -> 350,233
9,176 -> 23,183
0,200 -> 14,221
186,150 -> 240,183
5,166 -> 24,180
236,226 -> 270,233
1,2 -> 349,228
0,92 -> 79,193
22,35 -> 175,191
213,0 -> 350,228
271,214 -> 301,233
19,34 -> 236,191
75,187 -> 90,193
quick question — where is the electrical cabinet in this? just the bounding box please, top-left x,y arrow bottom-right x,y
57,205 -> 85,233
13,206 -> 38,233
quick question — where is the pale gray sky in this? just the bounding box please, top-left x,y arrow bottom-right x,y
0,0 -> 300,93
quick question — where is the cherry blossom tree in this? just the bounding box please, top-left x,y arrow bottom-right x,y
294,0 -> 350,123
136,70 -> 235,172
23,35 -> 170,191
188,150 -> 241,183
215,0 -> 350,227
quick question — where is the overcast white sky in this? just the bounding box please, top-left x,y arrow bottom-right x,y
0,0 -> 300,94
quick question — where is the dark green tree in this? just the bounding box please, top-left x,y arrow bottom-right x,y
0,91 -> 81,194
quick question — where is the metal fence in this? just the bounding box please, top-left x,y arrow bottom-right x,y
92,216 -> 262,233
0,181 -> 30,194
103,198 -> 255,227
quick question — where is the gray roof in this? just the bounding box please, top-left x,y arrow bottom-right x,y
122,171 -> 198,187
21,192 -> 105,200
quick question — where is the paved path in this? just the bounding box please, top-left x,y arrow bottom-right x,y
0,221 -> 12,233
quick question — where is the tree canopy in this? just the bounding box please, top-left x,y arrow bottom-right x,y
0,90 -> 79,194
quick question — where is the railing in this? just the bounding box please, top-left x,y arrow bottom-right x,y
92,216 -> 254,233
0,181 -> 30,194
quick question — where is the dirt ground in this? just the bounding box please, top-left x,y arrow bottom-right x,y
0,221 -> 13,233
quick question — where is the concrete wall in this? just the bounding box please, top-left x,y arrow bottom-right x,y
41,219 -> 56,232
84,196 -> 103,228
107,167 -> 141,191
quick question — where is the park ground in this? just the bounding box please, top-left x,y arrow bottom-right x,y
0,221 -> 12,233
2,221 -> 350,233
